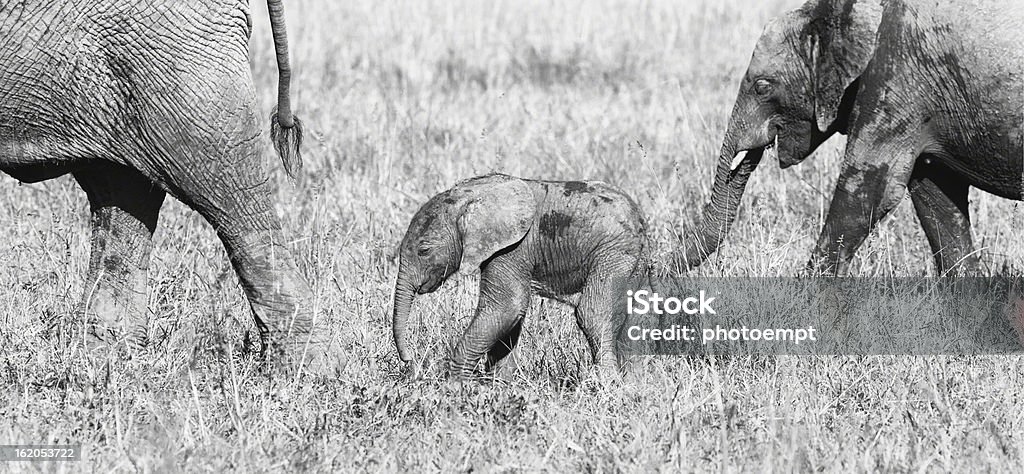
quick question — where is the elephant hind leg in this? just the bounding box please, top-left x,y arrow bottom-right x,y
146,129 -> 334,375
121,60 -> 338,375
575,258 -> 635,378
73,163 -> 165,352
484,318 -> 525,373
908,158 -> 978,275
159,160 -> 329,373
574,292 -> 620,377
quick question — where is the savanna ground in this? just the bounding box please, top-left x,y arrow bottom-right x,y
2,0 -> 1023,471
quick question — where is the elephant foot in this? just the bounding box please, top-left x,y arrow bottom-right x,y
79,286 -> 150,358
73,325 -> 131,379
447,358 -> 487,381
578,365 -> 622,392
79,329 -> 145,366
255,316 -> 345,378
80,326 -> 117,361
258,307 -> 344,379
263,333 -> 344,379
595,367 -> 622,384
589,356 -> 623,385
446,369 -> 504,386
301,342 -> 346,378
84,323 -> 148,354
399,359 -> 425,381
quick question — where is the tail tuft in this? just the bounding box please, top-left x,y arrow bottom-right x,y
270,107 -> 303,179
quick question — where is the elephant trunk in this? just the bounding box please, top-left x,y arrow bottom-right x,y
392,261 -> 417,366
676,142 -> 763,270
266,0 -> 304,178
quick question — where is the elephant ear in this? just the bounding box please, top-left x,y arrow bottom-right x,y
807,0 -> 884,132
456,178 -> 535,271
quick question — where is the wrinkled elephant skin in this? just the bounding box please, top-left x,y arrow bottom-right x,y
683,0 -> 1021,276
391,174 -> 648,379
0,0 -> 336,376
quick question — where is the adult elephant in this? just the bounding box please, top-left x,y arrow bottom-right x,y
680,0 -> 1023,275
0,1 -> 333,374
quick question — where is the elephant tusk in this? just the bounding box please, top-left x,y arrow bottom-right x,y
730,150 -> 748,171
766,134 -> 779,162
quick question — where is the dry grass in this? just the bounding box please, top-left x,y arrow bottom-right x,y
2,0 -> 1023,471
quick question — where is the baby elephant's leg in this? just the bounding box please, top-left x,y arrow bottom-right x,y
450,258 -> 530,379
485,318 -> 524,373
575,287 -> 618,375
575,256 -> 636,377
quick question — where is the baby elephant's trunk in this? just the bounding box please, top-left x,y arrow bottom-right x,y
391,266 -> 416,366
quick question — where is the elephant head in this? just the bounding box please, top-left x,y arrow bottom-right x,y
391,175 -> 535,369
680,0 -> 883,268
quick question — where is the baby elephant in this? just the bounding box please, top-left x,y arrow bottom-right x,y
391,173 -> 647,379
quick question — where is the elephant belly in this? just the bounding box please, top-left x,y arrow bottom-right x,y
919,0 -> 1024,199
951,152 -> 1023,201
927,107 -> 1024,200
924,119 -> 1023,199
531,269 -> 588,299
0,160 -> 82,183
0,135 -> 96,182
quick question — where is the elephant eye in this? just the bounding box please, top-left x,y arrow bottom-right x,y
753,78 -> 773,95
417,246 -> 431,257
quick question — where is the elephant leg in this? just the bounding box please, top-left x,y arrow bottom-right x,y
808,141 -> 920,276
575,260 -> 632,377
450,256 -> 530,379
484,318 -> 524,373
575,289 -> 620,377
134,106 -> 332,375
908,158 -> 978,274
166,172 -> 329,373
73,163 -> 165,351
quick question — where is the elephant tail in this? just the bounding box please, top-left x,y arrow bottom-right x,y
267,0 -> 303,179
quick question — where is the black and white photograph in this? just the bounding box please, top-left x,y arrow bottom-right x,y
1,0 -> 1022,471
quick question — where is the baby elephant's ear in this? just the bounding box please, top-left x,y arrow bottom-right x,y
457,179 -> 535,270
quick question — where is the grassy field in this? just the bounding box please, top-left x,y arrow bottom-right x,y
2,0 -> 1023,471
